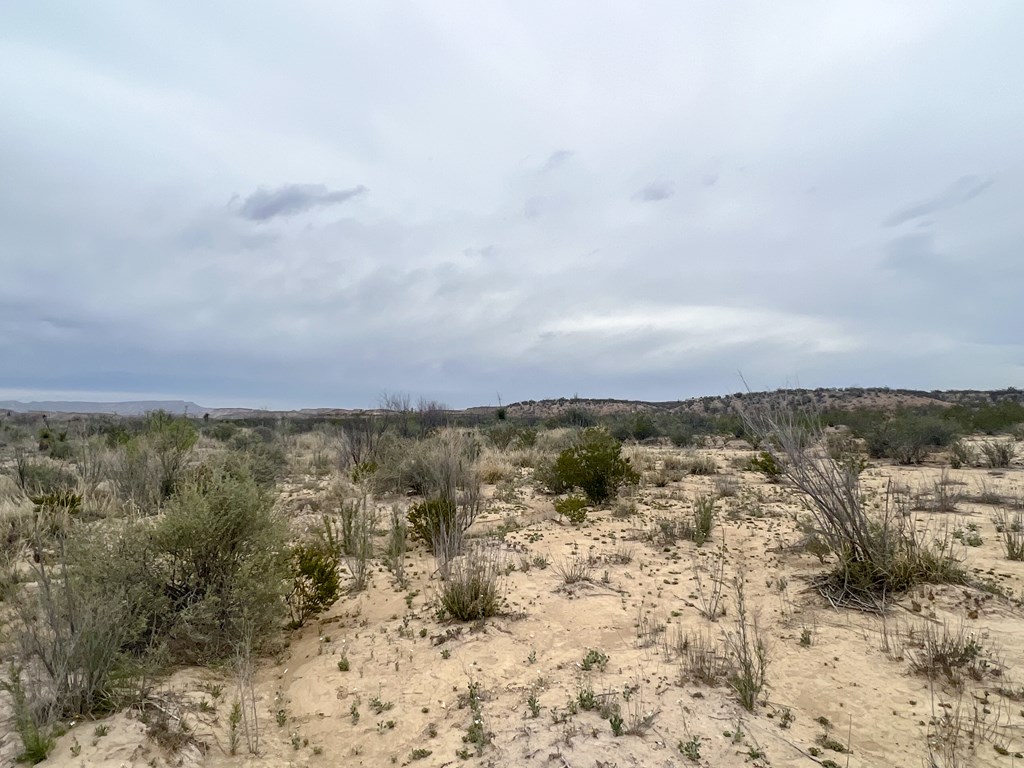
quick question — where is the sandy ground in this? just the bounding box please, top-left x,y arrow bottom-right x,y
18,442 -> 1024,768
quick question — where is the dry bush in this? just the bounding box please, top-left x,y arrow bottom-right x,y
742,404 -> 965,609
907,622 -> 999,689
981,440 -> 1016,468
723,575 -> 769,711
477,449 -> 516,484
554,552 -> 593,585
995,508 -> 1024,560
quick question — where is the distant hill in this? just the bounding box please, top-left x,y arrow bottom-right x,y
0,400 -> 204,416
1,387 -> 1020,420
499,387 -> 1024,420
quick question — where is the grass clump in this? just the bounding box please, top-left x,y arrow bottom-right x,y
438,543 -> 504,621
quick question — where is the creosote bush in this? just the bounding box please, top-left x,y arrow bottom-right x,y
541,428 -> 639,504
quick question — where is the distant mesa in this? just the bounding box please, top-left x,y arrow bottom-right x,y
0,400 -> 203,417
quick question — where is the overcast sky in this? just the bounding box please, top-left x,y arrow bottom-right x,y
2,2 -> 1022,409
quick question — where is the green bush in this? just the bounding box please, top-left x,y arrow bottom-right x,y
553,494 -> 589,525
14,454 -> 78,495
408,496 -> 457,547
144,410 -> 198,499
155,462 -> 287,661
864,414 -> 958,465
748,451 -> 783,481
546,429 -> 639,503
287,540 -> 340,628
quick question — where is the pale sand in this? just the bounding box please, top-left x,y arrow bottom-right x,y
27,445 -> 1024,768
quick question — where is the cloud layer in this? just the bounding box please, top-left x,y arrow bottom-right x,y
1,3 -> 1022,408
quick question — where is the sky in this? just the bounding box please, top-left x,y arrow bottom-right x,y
1,2 -> 1022,409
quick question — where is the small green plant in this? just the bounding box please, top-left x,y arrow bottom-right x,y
370,694 -> 394,715
337,655 -> 350,672
228,701 -> 242,755
580,648 -> 609,672
526,689 -> 541,718
608,711 -> 625,737
350,700 -> 360,724
553,494 -> 589,525
679,735 -> 702,761
799,628 -> 813,647
462,680 -> 491,756
691,494 -> 716,547
409,748 -> 432,761
749,451 -> 783,481
276,708 -> 288,727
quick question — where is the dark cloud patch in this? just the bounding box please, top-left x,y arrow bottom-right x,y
634,182 -> 674,202
882,233 -> 945,271
883,175 -> 993,227
238,183 -> 367,221
541,150 -> 573,172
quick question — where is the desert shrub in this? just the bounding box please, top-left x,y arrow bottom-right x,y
947,439 -> 977,469
743,405 -> 965,609
864,414 -> 958,465
684,453 -> 718,476
995,509 -> 1024,561
980,440 -> 1015,468
553,494 -> 588,525
409,497 -> 457,546
438,543 -> 504,621
544,406 -> 596,429
144,410 -> 198,499
7,519 -> 162,723
402,431 -> 482,568
112,440 -> 162,512
236,441 -> 289,489
154,462 -> 287,662
545,428 -> 639,503
554,553 -> 593,585
207,422 -> 237,442
748,451 -> 783,482
286,539 -> 340,628
477,451 -> 515,484
13,453 -> 77,495
724,577 -> 769,711
906,622 -> 995,689
384,505 -> 408,585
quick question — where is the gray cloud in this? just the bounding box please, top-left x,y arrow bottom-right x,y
883,175 -> 993,227
1,3 -> 1022,407
634,182 -> 674,202
238,184 -> 367,221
